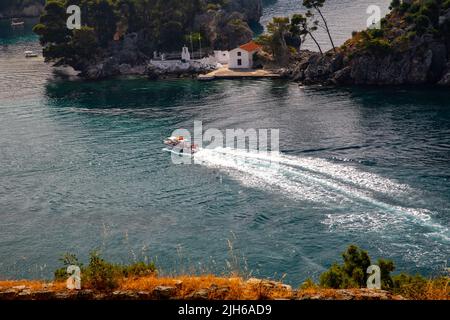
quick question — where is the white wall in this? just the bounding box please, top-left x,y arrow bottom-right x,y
229,49 -> 252,69
181,47 -> 191,61
214,51 -> 229,64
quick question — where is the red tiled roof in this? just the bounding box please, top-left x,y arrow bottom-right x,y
239,41 -> 262,52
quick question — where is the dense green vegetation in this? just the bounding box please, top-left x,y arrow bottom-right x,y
317,245 -> 394,289
55,251 -> 156,290
302,245 -> 449,300
258,0 -> 450,62
338,0 -> 450,58
33,0 -> 248,67
390,0 -> 450,35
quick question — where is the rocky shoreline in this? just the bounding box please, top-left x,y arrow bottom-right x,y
78,32 -> 218,80
281,39 -> 450,87
82,56 -> 217,81
28,0 -> 450,86
33,0 -> 264,80
278,4 -> 450,86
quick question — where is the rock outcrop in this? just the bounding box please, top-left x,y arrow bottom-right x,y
287,38 -> 450,86
0,280 -> 406,300
282,3 -> 450,86
82,59 -> 216,81
81,32 -> 217,80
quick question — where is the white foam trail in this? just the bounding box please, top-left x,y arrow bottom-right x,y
197,147 -> 411,194
191,147 -> 450,242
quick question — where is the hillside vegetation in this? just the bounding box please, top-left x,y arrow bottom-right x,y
263,0 -> 450,86
32,0 -> 262,77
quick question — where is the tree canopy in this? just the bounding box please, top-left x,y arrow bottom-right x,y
33,0 -> 241,66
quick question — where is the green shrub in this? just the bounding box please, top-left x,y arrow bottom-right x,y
320,245 -> 373,289
121,261 -> 157,278
363,38 -> 393,54
419,7 -> 432,19
444,0 -> 450,10
414,14 -> 431,33
54,251 -> 157,290
84,251 -> 119,290
399,2 -> 411,13
389,0 -> 401,10
419,0 -> 440,25
368,28 -> 384,38
378,258 -> 395,290
302,245 -> 449,299
320,263 -> 352,289
408,2 -> 422,14
318,245 -> 397,290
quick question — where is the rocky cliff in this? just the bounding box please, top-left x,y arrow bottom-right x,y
283,1 -> 450,86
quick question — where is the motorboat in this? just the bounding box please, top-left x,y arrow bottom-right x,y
25,51 -> 38,58
11,18 -> 25,27
164,136 -> 199,154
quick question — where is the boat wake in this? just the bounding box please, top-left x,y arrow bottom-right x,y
189,147 -> 450,243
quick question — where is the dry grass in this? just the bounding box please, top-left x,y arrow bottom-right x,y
0,280 -> 65,291
0,276 -> 448,300
0,275 -> 293,300
118,275 -> 292,300
394,278 -> 449,300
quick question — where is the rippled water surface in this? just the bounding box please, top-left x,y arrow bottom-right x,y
0,9 -> 449,283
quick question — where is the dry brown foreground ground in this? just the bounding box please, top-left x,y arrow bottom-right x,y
2,275 -> 446,300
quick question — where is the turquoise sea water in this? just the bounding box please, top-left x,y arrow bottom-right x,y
0,6 -> 449,284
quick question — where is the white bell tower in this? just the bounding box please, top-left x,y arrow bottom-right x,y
181,46 -> 191,62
